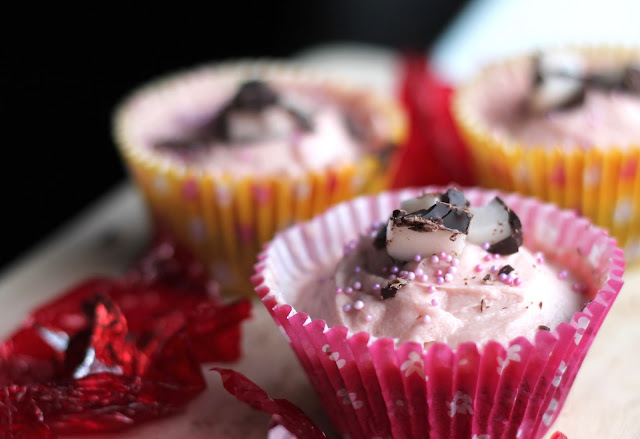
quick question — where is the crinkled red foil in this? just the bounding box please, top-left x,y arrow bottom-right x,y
390,53 -> 475,189
0,235 -> 251,438
213,368 -> 327,439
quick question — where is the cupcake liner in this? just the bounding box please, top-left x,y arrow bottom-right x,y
452,45 -> 640,266
114,60 -> 406,298
253,186 -> 625,439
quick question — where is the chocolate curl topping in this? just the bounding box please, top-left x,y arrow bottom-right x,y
486,198 -> 523,255
380,277 -> 409,300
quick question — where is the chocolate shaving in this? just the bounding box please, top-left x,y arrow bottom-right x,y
380,278 -> 409,300
480,298 -> 489,313
498,265 -> 515,276
538,325 -> 551,331
372,224 -> 387,249
392,202 -> 472,235
487,197 -> 523,255
482,274 -> 492,283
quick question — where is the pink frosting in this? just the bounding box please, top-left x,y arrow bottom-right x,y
469,56 -> 640,149
122,70 -> 378,177
294,224 -> 585,349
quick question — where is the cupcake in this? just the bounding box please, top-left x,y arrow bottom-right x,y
253,186 -> 624,438
453,46 -> 640,265
113,60 -> 405,298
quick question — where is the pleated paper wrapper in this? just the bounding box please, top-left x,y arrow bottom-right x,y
113,60 -> 406,298
253,187 -> 625,439
453,45 -> 640,266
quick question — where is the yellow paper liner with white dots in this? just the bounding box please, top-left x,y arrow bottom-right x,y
122,153 -> 387,297
454,52 -> 640,265
113,60 -> 406,298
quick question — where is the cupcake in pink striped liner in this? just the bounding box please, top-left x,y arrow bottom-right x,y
252,186 -> 625,439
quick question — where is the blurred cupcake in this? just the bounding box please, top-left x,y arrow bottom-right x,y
453,46 -> 640,265
113,60 -> 405,298
253,186 -> 624,438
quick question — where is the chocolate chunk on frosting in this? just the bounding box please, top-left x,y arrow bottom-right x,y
380,277 -> 409,300
498,264 -> 515,276
400,187 -> 468,214
468,196 -> 523,255
529,51 -> 640,113
386,202 -> 472,261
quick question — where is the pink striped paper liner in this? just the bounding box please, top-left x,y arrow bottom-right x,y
252,187 -> 625,439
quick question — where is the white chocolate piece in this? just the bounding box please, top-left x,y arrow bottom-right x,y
467,198 -> 512,246
386,219 -> 467,261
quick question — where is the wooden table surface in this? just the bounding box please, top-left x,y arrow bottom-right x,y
0,183 -> 638,438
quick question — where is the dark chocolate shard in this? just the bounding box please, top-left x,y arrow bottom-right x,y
380,277 -> 409,300
486,197 -> 523,255
440,188 -> 469,207
497,265 -> 515,276
538,325 -> 551,331
228,80 -> 280,111
394,201 -> 472,235
373,224 -> 387,249
211,79 -> 313,142
482,274 -> 491,283
622,65 -> 640,93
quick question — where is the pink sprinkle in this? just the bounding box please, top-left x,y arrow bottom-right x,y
353,281 -> 362,291
399,270 -> 409,278
498,273 -> 508,282
493,253 -> 501,260
406,272 -> 416,280
354,300 -> 364,310
431,299 -> 438,306
335,287 -> 343,295
420,274 -> 429,282
444,254 -> 453,263
365,314 -> 373,321
474,264 -> 483,273
422,315 -> 431,324
388,274 -> 397,281
343,248 -> 351,256
343,304 -> 352,312
413,254 -> 422,262
390,266 -> 399,274
482,242 -> 491,251
372,283 -> 381,291
513,277 -> 522,286
345,287 -> 354,295
430,255 -> 440,264
483,254 -> 492,262
354,266 -> 361,273
435,269 -> 444,277
572,283 -> 583,292
490,265 -> 500,274
535,252 -> 545,264
428,285 -> 437,293
436,276 -> 445,285
415,268 -> 424,276
349,240 -> 357,249
438,251 -> 447,259
451,258 -> 459,267
444,273 -> 453,282
558,270 -> 568,280
447,266 -> 457,275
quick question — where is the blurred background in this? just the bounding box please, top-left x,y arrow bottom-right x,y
1,1 -> 468,271
3,0 -> 639,272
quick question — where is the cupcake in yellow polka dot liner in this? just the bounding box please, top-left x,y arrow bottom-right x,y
452,45 -> 640,264
113,60 -> 405,297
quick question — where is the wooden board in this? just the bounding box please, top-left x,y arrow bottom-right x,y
0,183 -> 638,438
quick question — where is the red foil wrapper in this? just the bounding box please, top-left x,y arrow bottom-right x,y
391,54 -> 475,189
0,236 -> 252,437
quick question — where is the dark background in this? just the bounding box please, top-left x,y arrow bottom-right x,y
1,2 -> 468,271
